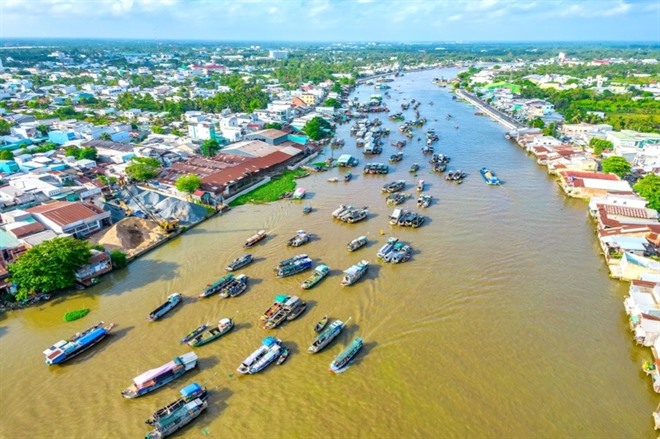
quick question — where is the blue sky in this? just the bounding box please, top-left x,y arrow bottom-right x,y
1,0 -> 658,42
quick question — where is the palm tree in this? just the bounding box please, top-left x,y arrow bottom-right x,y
99,132 -> 112,141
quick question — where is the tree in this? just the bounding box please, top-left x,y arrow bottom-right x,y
36,124 -> 50,136
263,122 -> 282,130
0,150 -> 14,161
125,157 -> 161,182
302,116 -> 333,140
589,138 -> 614,155
542,122 -> 557,137
528,118 -> 545,129
8,237 -> 91,300
65,146 -> 98,160
322,98 -> 341,108
601,156 -> 631,177
634,174 -> 660,212
99,132 -> 112,141
175,173 -> 202,194
200,138 -> 220,157
0,119 -> 11,135
109,250 -> 128,269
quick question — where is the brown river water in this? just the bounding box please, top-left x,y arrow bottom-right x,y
0,69 -> 655,438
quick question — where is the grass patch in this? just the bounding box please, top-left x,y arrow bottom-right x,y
64,308 -> 90,322
229,169 -> 307,207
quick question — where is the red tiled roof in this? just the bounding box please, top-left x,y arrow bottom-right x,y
27,201 -> 106,227
560,171 -> 620,181
9,222 -> 45,238
604,204 -> 650,219
632,279 -> 660,288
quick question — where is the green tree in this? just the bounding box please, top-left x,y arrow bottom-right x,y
36,124 -> 50,136
99,132 -> 112,141
200,139 -> 220,157
302,116 -> 333,140
263,122 -> 282,130
8,237 -> 92,299
322,98 -> 341,108
175,173 -> 202,193
0,119 -> 11,135
589,138 -> 614,155
0,150 -> 14,160
601,156 -> 631,177
542,122 -> 557,137
634,174 -> 660,211
65,146 -> 98,160
125,157 -> 161,182
528,118 -> 545,129
109,250 -> 128,269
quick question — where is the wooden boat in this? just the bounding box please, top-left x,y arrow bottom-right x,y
145,390 -> 207,438
145,382 -> 208,426
381,180 -> 406,193
219,274 -> 249,298
276,347 -> 290,365
377,237 -> 399,259
327,177 -> 339,183
344,173 -> 353,182
180,324 -> 208,344
276,253 -> 309,268
244,230 -> 267,248
417,194 -> 432,208
122,352 -> 198,398
386,192 -> 407,205
480,167 -> 501,185
329,337 -> 363,373
314,315 -> 329,333
276,257 -> 312,278
416,179 -> 424,192
382,242 -> 412,264
43,321 -> 116,365
389,152 -> 403,163
199,274 -> 233,298
341,260 -> 369,286
187,318 -> 234,347
308,318 -> 350,354
261,295 -> 307,329
148,293 -> 183,321
301,264 -> 330,290
237,337 -> 283,374
303,206 -> 313,214
409,163 -> 419,173
347,236 -> 368,252
287,230 -> 310,247
225,254 -> 253,272
292,187 -> 306,199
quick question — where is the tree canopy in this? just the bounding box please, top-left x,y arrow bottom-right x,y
175,173 -> 202,193
634,174 -> 660,212
0,119 -> 11,135
200,139 -> 220,157
322,98 -> 341,108
302,116 -> 333,141
589,138 -> 614,156
263,122 -> 282,130
65,146 -> 98,160
0,150 -> 14,161
125,157 -> 161,182
601,156 -> 631,177
8,237 -> 92,300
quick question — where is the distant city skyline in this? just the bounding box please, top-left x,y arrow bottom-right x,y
1,0 -> 658,42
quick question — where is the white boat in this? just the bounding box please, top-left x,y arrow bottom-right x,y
341,260 -> 369,286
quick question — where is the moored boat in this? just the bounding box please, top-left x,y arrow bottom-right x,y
145,382 -> 208,426
308,318 -> 350,354
381,180 -> 406,193
287,230 -> 310,247
43,321 -> 116,365
409,163 -> 419,173
148,293 -> 183,321
416,179 -> 424,192
179,324 -> 208,344
341,260 -> 369,286
276,256 -> 312,278
260,295 -> 307,329
237,336 -> 283,374
377,237 -> 399,259
417,194 -> 432,208
347,235 -> 368,252
225,254 -> 253,272
330,337 -> 364,373
199,274 -> 234,298
244,230 -> 267,248
276,347 -> 290,365
121,352 -> 198,399
301,264 -> 330,290
314,315 -> 329,333
276,253 -> 309,268
480,167 -> 501,185
292,187 -> 306,199
145,390 -> 207,438
187,318 -> 234,347
218,274 -> 248,298
344,173 -> 353,182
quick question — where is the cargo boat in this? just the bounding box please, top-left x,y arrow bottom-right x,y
121,352 -> 198,399
43,321 -> 116,365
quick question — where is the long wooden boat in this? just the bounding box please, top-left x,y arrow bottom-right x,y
199,274 -> 234,298
244,230 -> 267,248
179,324 -> 208,344
148,293 -> 183,321
347,236 -> 368,252
43,321 -> 116,365
218,274 -> 249,299
314,315 -> 329,333
226,254 -> 253,272
145,385 -> 208,439
329,337 -> 363,373
188,318 -> 234,347
301,264 -> 330,290
237,337 -> 283,375
145,382 -> 208,426
480,167 -> 501,185
308,318 -> 350,354
122,352 -> 198,399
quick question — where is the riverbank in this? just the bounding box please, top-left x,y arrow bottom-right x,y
454,89 -> 521,130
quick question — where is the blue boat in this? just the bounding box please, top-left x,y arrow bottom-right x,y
148,293 -> 183,321
146,382 -> 208,426
330,337 -> 364,373
276,257 -> 312,278
145,383 -> 208,438
237,337 -> 284,375
43,321 -> 116,365
480,167 -> 501,185
122,352 -> 198,399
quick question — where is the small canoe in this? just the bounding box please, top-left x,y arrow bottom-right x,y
314,315 -> 329,333
276,347 -> 290,365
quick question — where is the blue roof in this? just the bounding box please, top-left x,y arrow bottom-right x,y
263,336 -> 278,346
77,328 -> 106,346
180,383 -> 202,398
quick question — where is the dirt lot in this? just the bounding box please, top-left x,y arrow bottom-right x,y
89,217 -> 166,257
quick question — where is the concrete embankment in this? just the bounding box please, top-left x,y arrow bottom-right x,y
455,89 -> 521,131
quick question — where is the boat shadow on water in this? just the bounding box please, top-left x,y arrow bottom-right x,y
0,325 -> 7,338
231,321 -> 253,332
82,259 -> 180,298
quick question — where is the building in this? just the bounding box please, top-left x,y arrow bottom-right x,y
27,201 -> 111,237
557,171 -> 633,198
75,249 -> 113,287
269,50 -> 288,60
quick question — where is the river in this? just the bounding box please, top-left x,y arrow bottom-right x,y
0,69 -> 654,438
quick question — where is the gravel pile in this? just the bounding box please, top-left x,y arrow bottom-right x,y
123,189 -> 208,225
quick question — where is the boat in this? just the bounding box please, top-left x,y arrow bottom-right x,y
330,337 -> 364,373
386,192 -> 407,205
417,194 -> 432,208
199,273 -> 234,298
287,230 -> 310,247
187,318 -> 234,347
327,177 -> 339,183
308,318 -> 350,354
225,254 -> 253,272
341,260 -> 369,286
244,230 -> 267,248
276,347 -> 290,365
314,315 -> 329,333
381,242 -> 413,264
409,163 -> 419,173
276,256 -> 312,278
389,152 -> 403,163
276,253 -> 309,268
148,293 -> 183,321
303,206 -> 313,214
292,187 -> 306,199
145,382 -> 208,426
145,391 -> 208,439
301,264 -> 330,289
377,237 -> 399,259
237,336 -> 283,374
344,173 -> 352,182
347,236 -> 368,252
43,321 -> 116,365
260,295 -> 307,329
381,180 -> 406,193
218,274 -> 249,298
416,179 -> 424,192
336,206 -> 369,223
179,324 -> 208,344
480,167 -> 501,185
121,352 -> 198,398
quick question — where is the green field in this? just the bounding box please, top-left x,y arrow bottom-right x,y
486,82 -> 521,94
229,169 -> 307,206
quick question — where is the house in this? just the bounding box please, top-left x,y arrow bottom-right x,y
75,249 -> 112,287
623,280 -> 660,347
26,201 -> 111,237
557,171 -> 633,198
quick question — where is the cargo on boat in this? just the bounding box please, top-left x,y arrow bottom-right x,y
148,293 -> 183,321
43,321 -> 116,366
301,264 -> 330,290
199,274 -> 234,298
244,230 -> 267,248
260,295 -> 307,329
121,352 -> 198,399
187,318 -> 234,347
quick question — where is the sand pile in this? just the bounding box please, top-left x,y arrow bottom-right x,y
123,189 -> 207,225
90,217 -> 165,257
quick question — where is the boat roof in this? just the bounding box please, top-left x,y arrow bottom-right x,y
180,382 -> 202,398
274,294 -> 289,303
76,327 -> 106,346
316,264 -> 329,271
134,361 -> 177,386
263,336 -> 279,347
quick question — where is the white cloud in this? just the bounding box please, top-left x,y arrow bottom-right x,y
447,14 -> 462,22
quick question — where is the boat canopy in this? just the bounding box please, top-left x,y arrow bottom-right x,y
76,328 -> 106,346
133,361 -> 176,386
316,264 -> 329,271
262,336 -> 279,347
274,294 -> 288,303
180,383 -> 202,398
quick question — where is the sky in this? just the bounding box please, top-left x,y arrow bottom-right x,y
0,0 -> 659,42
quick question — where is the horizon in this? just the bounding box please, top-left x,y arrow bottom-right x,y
1,0 -> 659,43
